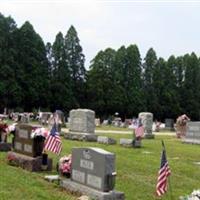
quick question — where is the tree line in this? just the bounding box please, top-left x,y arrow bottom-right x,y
1,13 -> 200,121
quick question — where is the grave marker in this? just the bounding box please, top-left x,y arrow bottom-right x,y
183,121 -> 200,144
65,109 -> 97,141
60,147 -> 125,200
7,124 -> 52,171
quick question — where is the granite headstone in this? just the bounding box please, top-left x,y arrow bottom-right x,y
139,112 -> 154,139
60,147 -> 124,200
183,121 -> 200,144
71,147 -> 115,192
165,118 -> 174,131
65,109 -> 97,141
8,124 -> 52,171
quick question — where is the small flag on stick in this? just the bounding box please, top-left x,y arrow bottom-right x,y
44,123 -> 62,155
156,141 -> 171,197
134,118 -> 144,138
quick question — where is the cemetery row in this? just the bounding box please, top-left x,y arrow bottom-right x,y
0,109 -> 198,200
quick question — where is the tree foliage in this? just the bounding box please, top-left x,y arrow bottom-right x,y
1,13 -> 200,120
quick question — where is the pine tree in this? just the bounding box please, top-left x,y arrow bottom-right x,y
0,13 -> 22,111
182,53 -> 200,119
87,48 -> 116,117
17,21 -> 49,111
143,48 -> 158,114
50,32 -> 74,112
65,25 -> 86,107
126,44 -> 144,116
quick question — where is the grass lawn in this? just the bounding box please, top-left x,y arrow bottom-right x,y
1,130 -> 200,200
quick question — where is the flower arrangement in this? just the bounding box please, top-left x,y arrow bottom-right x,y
0,122 -> 8,142
176,114 -> 190,138
58,154 -> 72,178
180,190 -> 200,200
7,153 -> 17,166
0,123 -> 8,133
31,127 -> 49,139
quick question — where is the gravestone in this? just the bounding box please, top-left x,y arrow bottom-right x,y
64,109 -> 97,142
97,136 -> 116,145
139,112 -> 154,139
0,129 -> 11,151
165,118 -> 174,131
119,138 -> 133,147
20,113 -> 30,123
60,147 -> 124,200
182,121 -> 200,144
7,124 -> 52,171
95,118 -> 100,127
39,112 -> 52,125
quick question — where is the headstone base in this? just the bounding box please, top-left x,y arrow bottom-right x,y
164,128 -> 175,131
7,151 -> 53,172
119,139 -> 133,147
64,132 -> 97,142
0,143 -> 12,151
97,136 -> 117,145
182,139 -> 200,145
60,179 -> 125,200
144,134 -> 155,139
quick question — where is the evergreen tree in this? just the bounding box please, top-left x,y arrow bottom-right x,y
50,32 -> 74,112
0,13 -> 22,111
87,48 -> 116,117
143,48 -> 158,114
113,46 -> 128,118
182,53 -> 200,119
46,42 -> 53,76
17,21 -> 49,111
126,44 -> 144,116
162,56 -> 181,119
151,57 -> 165,120
65,25 -> 86,107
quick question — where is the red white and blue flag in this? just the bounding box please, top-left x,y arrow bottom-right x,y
44,123 -> 62,155
134,118 -> 144,138
156,141 -> 171,197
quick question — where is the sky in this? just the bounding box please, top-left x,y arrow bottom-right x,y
1,0 -> 200,68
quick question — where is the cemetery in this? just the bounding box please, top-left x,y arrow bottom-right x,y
1,4 -> 200,200
0,111 -> 200,200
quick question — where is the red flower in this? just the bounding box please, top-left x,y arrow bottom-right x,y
0,123 -> 8,133
7,153 -> 16,161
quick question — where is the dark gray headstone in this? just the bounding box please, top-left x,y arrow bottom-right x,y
71,147 -> 116,192
183,121 -> 200,144
14,124 -> 44,157
165,118 -> 174,130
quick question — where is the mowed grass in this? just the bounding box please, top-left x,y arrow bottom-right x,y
1,131 -> 200,200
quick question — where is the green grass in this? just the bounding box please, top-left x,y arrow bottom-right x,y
1,132 -> 200,200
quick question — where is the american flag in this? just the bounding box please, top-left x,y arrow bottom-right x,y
44,123 -> 62,155
156,141 -> 171,197
134,119 -> 144,138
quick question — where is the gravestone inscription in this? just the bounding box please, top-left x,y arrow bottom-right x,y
60,147 -> 125,200
71,147 -> 116,192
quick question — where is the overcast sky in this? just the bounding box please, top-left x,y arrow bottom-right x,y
1,0 -> 200,68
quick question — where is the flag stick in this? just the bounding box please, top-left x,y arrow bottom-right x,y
168,176 -> 174,200
162,140 -> 173,200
